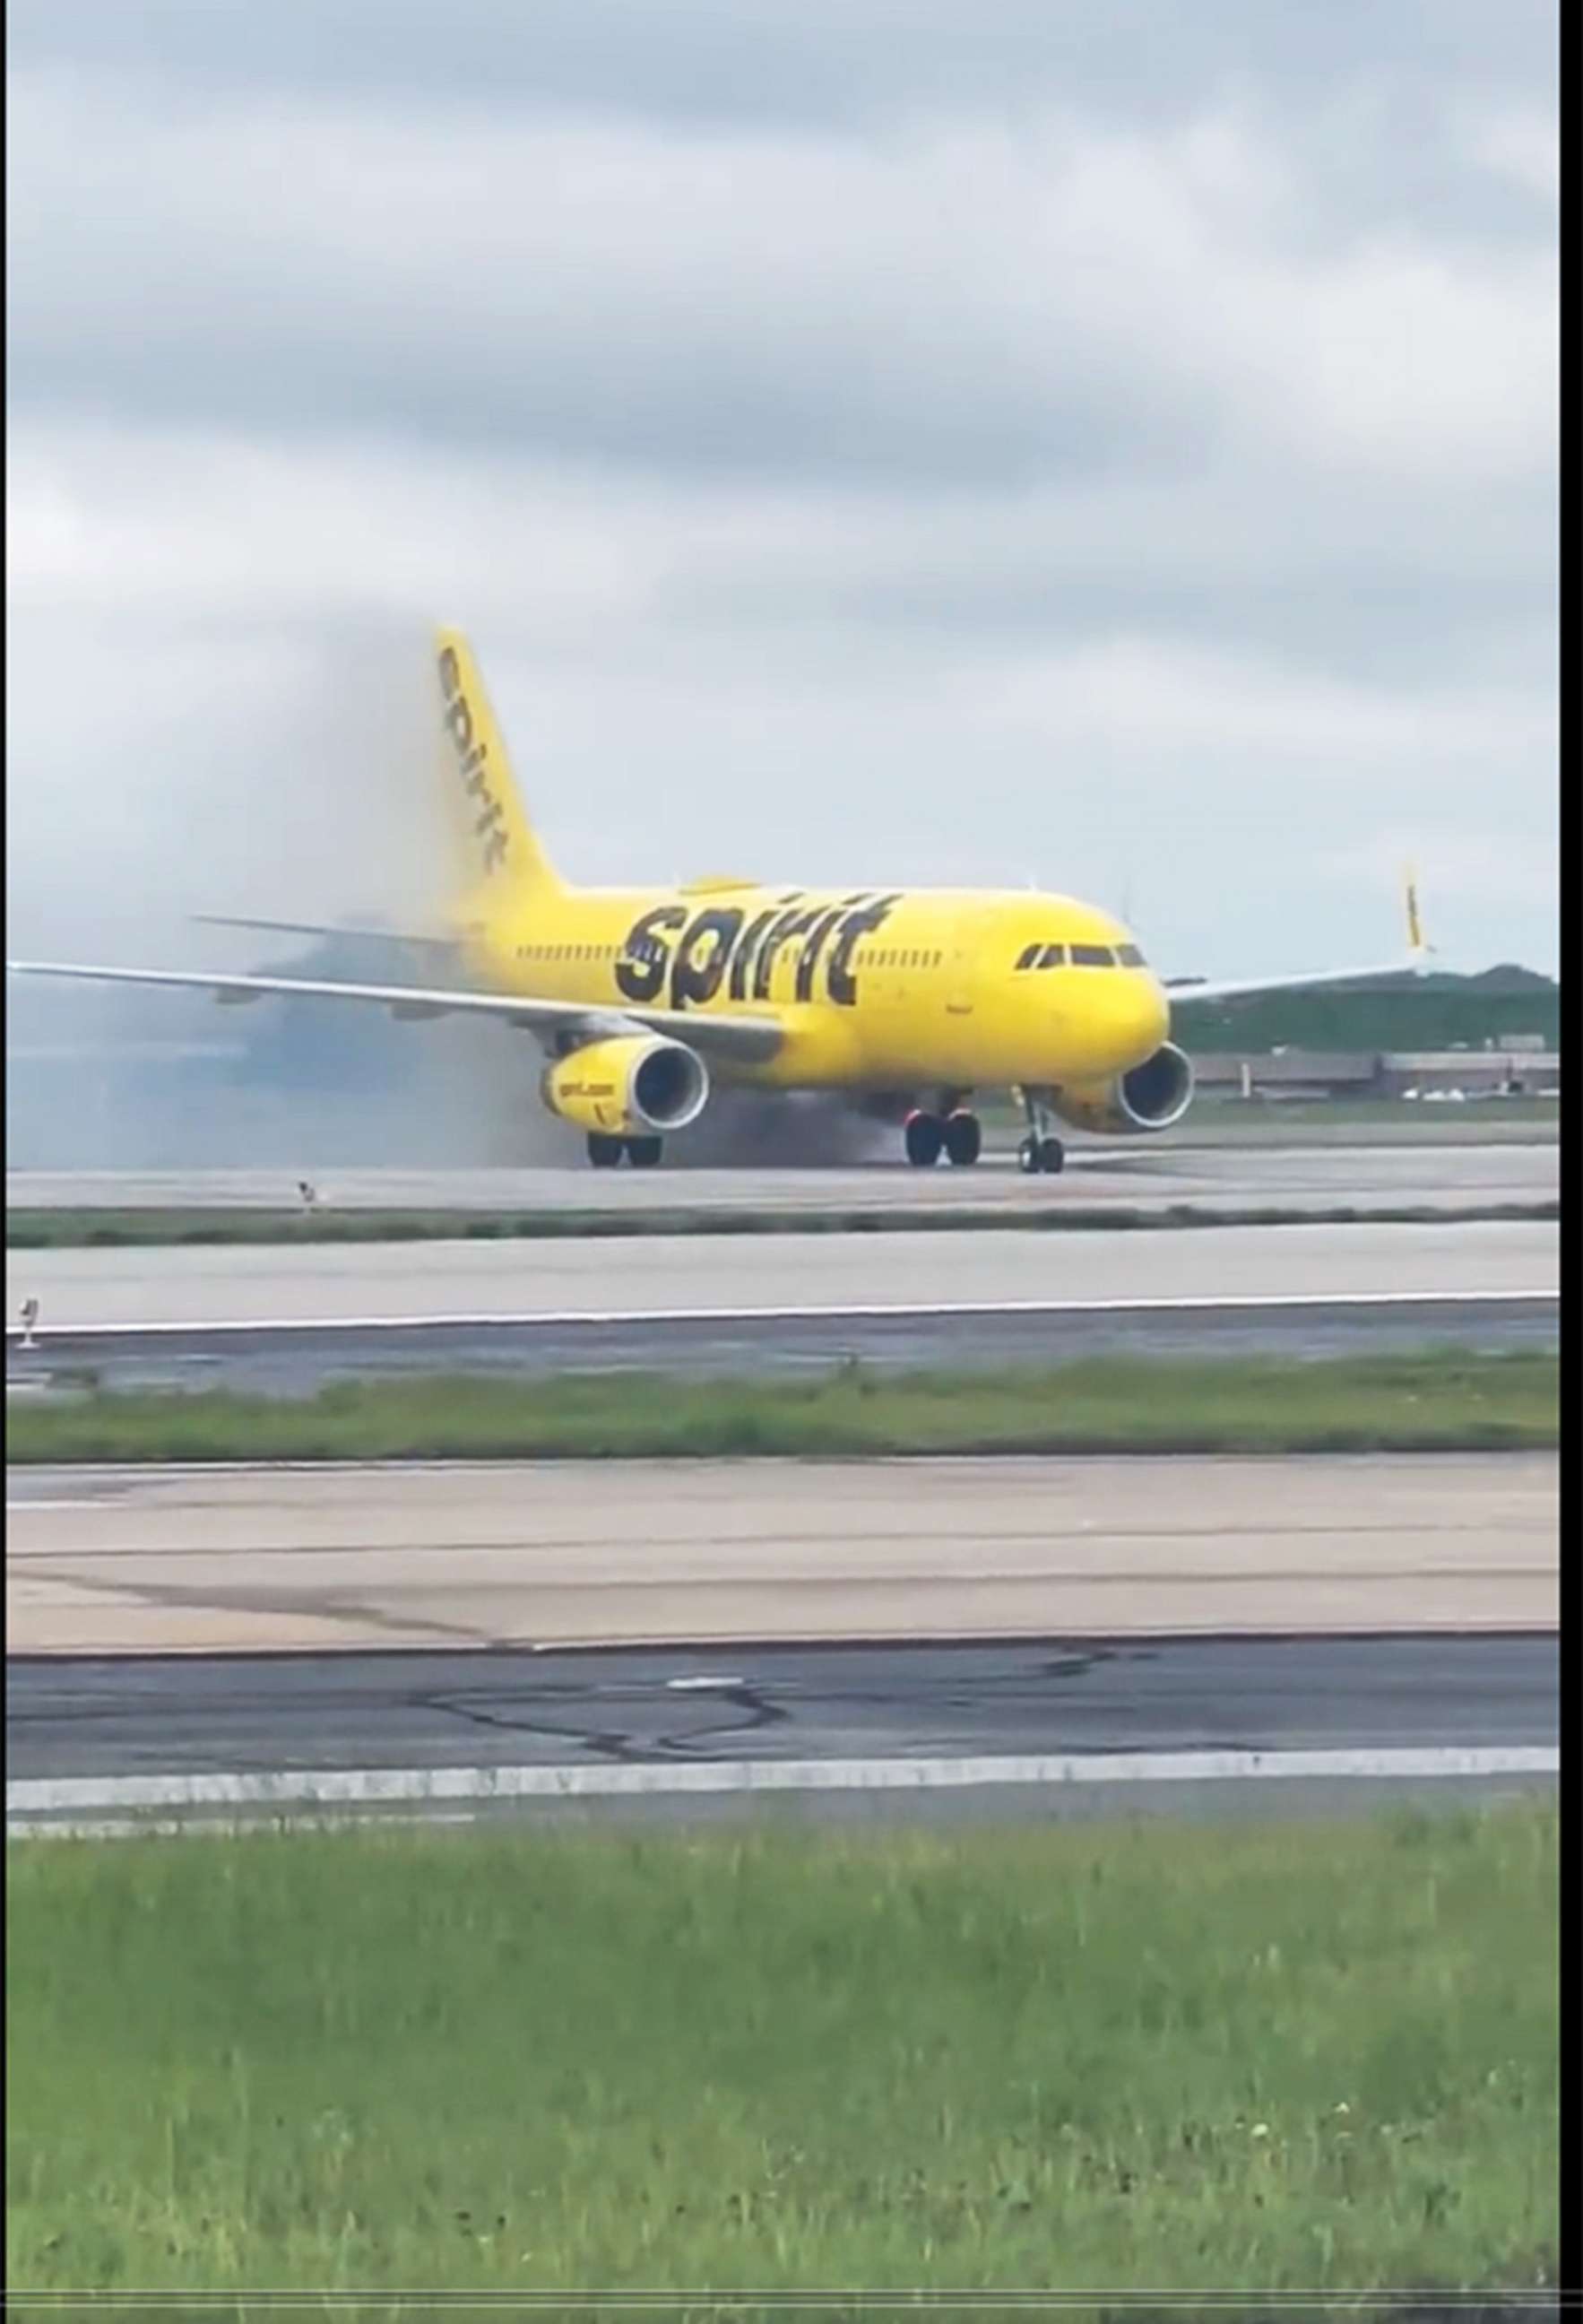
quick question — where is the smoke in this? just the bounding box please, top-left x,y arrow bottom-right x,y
5,611 -> 487,1170
6,612 -> 441,950
4,611 -> 900,1173
675,1087 -> 893,1168
501,1084 -> 892,1170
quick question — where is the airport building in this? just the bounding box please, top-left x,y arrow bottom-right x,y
1192,1045 -> 1561,1102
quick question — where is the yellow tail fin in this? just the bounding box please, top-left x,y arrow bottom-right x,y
435,626 -> 564,900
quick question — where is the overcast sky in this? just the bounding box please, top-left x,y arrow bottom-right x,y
4,0 -> 1559,976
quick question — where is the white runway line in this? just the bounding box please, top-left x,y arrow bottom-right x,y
6,1216 -> 1560,1336
1,1285 -> 1560,1340
7,1745 -> 1561,1835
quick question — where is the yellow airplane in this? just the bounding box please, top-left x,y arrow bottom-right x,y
6,626 -> 1429,1174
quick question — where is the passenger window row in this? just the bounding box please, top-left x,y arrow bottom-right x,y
518,942 -> 619,961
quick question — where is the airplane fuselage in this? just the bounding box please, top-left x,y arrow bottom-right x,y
465,880 -> 1171,1097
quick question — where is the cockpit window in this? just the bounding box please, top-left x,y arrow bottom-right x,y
1021,940 -> 1122,969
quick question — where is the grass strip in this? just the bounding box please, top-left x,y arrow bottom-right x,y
4,1808 -> 1558,2305
4,1197 -> 1559,1248
4,1349 -> 1559,1462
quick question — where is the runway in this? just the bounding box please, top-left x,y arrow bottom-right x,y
4,1218 -> 1559,1389
6,1634 -> 1557,1832
5,1296 -> 1559,1396
8,1453 -> 1555,1831
6,1633 -> 1557,1779
4,1218 -> 1559,1328
4,1135 -> 1560,1220
6,1453 -> 1558,1656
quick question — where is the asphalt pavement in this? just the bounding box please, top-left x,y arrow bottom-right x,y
3,1215 -> 1560,1397
2,1218 -> 1555,1329
4,1133 -> 1559,1216
6,1633 -> 1557,1832
8,1632 -> 1556,1781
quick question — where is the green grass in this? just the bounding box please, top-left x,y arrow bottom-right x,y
4,1349 -> 1560,1462
4,1808 -> 1558,2310
4,1192 -> 1559,1248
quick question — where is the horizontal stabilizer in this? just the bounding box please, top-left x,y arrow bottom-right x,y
193,914 -> 459,950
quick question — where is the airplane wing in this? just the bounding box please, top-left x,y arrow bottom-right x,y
3,959 -> 786,1065
1163,875 -> 1430,1007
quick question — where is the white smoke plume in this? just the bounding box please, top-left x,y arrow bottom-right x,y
5,614 -> 894,1171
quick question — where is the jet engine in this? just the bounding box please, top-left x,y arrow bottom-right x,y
541,1036 -> 709,1137
1051,1041 -> 1195,1135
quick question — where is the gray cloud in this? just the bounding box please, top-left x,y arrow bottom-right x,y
6,63 -> 1556,488
4,0 -> 1557,135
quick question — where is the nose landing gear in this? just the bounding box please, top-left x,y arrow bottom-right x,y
1014,1086 -> 1066,1175
1017,1133 -> 1066,1175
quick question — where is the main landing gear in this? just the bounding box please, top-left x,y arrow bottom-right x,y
587,1132 -> 663,1168
1014,1086 -> 1065,1175
904,1106 -> 982,1167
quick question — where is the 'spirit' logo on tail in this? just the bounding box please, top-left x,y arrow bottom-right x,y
438,646 -> 510,874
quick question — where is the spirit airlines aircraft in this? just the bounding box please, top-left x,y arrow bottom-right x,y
7,628 -> 1429,1175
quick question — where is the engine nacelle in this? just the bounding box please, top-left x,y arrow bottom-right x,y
541,1036 -> 709,1137
1051,1041 -> 1195,1136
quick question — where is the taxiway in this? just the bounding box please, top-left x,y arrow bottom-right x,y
6,1452 -> 1558,1657
4,1136 -> 1559,1221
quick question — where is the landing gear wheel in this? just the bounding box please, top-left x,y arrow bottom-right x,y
1016,1132 -> 1066,1175
625,1135 -> 663,1168
904,1111 -> 945,1166
587,1132 -> 624,1168
943,1110 -> 982,1166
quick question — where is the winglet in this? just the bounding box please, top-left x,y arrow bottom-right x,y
1404,865 -> 1431,965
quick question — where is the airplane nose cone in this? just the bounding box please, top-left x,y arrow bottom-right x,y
1138,974 -> 1170,1055
1042,965 -> 1172,1080
1108,973 -> 1169,1069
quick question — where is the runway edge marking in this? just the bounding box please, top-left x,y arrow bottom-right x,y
2,1287 -> 1561,1341
7,1745 -> 1561,1834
